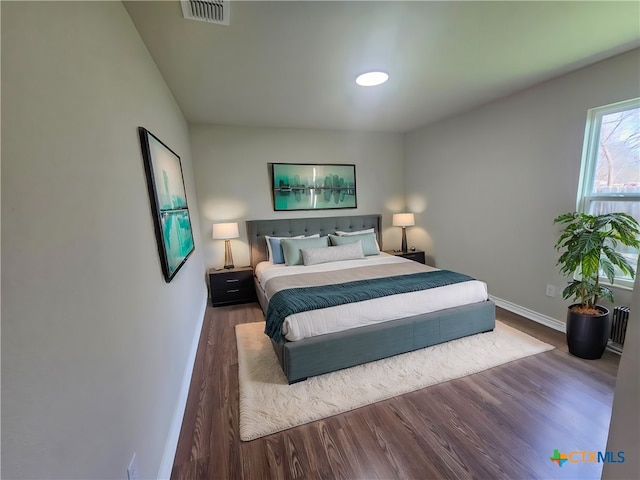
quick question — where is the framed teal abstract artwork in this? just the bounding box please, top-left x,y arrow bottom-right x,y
271,163 -> 357,211
138,127 -> 195,282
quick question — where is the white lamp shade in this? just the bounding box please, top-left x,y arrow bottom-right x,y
392,213 -> 415,227
212,222 -> 239,240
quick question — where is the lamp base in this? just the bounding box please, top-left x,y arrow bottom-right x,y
223,239 -> 235,269
401,228 -> 408,253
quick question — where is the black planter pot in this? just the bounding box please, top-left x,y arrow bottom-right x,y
566,304 -> 610,360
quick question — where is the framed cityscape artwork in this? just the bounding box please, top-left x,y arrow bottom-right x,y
271,163 -> 357,211
138,127 -> 195,282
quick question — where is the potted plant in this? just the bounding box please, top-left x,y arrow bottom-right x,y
554,212 -> 640,359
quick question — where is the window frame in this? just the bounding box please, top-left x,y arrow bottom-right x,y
576,97 -> 640,290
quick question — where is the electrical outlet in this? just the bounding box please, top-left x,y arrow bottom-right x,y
127,453 -> 139,480
546,284 -> 556,297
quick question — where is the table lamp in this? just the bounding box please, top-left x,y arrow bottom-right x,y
392,213 -> 415,253
212,222 -> 239,269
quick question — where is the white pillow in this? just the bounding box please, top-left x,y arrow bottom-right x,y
301,242 -> 365,266
334,228 -> 375,236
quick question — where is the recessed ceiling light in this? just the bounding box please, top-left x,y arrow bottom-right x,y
355,71 -> 389,87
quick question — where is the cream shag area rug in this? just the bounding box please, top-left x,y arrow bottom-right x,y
236,321 -> 554,441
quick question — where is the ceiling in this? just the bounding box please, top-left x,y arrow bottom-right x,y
124,1 -> 640,133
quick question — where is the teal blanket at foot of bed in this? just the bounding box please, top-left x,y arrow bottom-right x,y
265,269 -> 475,342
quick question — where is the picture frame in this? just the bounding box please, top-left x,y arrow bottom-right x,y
271,163 -> 357,211
138,127 -> 195,282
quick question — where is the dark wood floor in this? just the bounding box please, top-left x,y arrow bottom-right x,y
171,303 -> 620,480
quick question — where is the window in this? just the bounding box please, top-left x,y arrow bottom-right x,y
577,97 -> 640,288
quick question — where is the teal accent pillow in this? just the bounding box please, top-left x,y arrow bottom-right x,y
280,236 -> 330,266
329,233 -> 380,256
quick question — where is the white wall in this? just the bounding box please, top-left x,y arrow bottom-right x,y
189,125 -> 406,269
405,49 -> 639,324
2,2 -> 207,479
603,259 -> 639,479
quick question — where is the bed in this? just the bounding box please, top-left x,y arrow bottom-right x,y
247,214 -> 495,383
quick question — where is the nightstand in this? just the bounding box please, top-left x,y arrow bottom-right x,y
384,249 -> 426,264
209,266 -> 256,307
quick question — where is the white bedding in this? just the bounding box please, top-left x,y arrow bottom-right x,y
256,253 -> 489,341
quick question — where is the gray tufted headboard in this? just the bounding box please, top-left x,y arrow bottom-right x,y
246,214 -> 382,268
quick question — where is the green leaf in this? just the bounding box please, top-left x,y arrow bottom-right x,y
581,251 -> 600,279
554,212 -> 577,224
600,257 -> 616,284
603,246 -> 637,278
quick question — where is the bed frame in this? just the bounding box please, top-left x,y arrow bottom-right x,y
246,214 -> 495,384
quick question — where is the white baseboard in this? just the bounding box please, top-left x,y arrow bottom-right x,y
607,341 -> 623,356
490,295 -> 566,333
157,290 -> 208,480
490,296 -> 623,356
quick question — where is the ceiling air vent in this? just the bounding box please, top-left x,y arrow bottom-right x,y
181,0 -> 230,26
